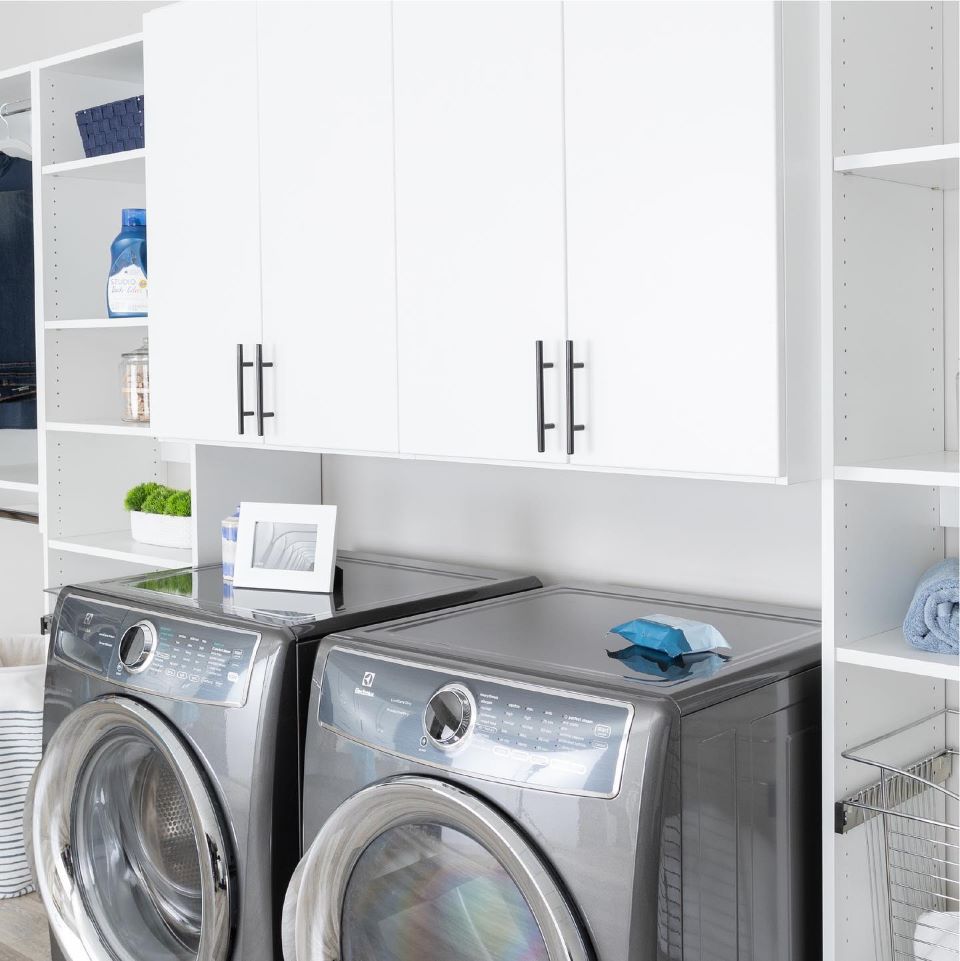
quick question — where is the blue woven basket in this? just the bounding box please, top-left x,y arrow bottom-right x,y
75,95 -> 144,158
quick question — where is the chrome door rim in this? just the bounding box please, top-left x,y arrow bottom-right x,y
24,696 -> 232,961
282,775 -> 591,961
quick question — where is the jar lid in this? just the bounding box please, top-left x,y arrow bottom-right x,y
121,337 -> 150,360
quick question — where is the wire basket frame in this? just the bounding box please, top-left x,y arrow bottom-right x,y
838,710 -> 959,961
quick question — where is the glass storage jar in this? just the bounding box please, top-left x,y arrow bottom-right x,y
120,337 -> 150,423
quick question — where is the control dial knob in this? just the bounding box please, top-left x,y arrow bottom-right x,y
424,684 -> 475,750
119,620 -> 158,674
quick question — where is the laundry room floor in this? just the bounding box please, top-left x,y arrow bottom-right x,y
0,895 -> 50,961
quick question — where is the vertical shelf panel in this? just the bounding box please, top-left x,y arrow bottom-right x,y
835,176 -> 944,466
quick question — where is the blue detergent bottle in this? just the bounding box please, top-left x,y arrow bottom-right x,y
107,208 -> 148,318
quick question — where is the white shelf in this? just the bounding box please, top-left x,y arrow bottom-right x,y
45,419 -> 153,437
45,317 -> 147,331
834,451 -> 960,487
0,464 -> 39,493
834,143 -> 959,189
837,628 -> 959,681
41,149 -> 145,183
47,530 -> 191,569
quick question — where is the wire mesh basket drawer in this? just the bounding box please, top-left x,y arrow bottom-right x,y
837,710 -> 959,961
74,95 -> 144,158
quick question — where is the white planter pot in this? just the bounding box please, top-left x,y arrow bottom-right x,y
130,511 -> 192,550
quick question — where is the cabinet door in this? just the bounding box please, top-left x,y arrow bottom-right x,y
144,2 -> 263,443
394,2 -> 566,462
258,1 -> 398,453
564,2 -> 783,478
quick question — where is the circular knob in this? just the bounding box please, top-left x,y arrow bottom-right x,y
424,684 -> 475,750
119,620 -> 158,674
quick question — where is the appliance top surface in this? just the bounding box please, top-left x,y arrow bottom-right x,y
338,584 -> 820,712
74,551 -> 538,630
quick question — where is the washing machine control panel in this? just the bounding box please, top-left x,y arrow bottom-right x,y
54,594 -> 260,707
319,647 -> 634,798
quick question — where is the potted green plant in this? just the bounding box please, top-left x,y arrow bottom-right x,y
124,482 -> 192,550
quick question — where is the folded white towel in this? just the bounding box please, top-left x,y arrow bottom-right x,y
913,911 -> 959,961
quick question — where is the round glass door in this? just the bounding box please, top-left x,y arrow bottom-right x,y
282,776 -> 590,961
25,697 -> 232,961
341,823 -> 549,961
72,732 -> 203,961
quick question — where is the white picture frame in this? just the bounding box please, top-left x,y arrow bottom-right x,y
233,502 -> 338,593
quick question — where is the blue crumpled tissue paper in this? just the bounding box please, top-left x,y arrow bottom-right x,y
609,614 -> 732,660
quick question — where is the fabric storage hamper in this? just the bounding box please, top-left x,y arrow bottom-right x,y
0,635 -> 45,898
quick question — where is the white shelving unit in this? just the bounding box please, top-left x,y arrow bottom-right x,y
834,450 -> 960,487
47,530 -> 191,569
41,148 -> 145,182
822,5 -> 959,961
836,628 -> 959,680
27,35 -> 190,596
835,142 -> 960,188
0,464 -> 39,493
44,317 -> 146,330
45,419 -> 154,436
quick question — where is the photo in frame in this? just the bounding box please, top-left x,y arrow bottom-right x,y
233,502 -> 338,593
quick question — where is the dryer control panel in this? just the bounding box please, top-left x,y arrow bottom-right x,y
319,647 -> 634,798
54,594 -> 260,707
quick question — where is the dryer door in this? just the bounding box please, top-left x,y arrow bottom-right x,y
25,696 -> 232,961
282,775 -> 592,961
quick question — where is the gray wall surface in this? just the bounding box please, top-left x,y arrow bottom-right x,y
322,456 -> 821,608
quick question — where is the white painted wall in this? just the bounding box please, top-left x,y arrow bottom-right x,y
0,518 -> 42,634
322,456 -> 822,608
0,2 -> 167,72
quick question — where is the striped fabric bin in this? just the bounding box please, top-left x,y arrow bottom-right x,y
0,636 -> 46,899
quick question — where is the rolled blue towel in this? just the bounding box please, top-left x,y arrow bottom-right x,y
902,558 -> 959,655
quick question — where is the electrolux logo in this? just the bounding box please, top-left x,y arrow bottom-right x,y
353,670 -> 377,698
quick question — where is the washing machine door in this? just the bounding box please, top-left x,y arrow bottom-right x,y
282,775 -> 592,961
25,696 -> 232,961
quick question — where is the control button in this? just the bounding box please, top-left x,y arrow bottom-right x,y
594,724 -> 612,739
189,674 -> 200,683
119,621 -> 158,674
493,745 -> 511,759
509,749 -> 531,762
592,740 -> 610,751
165,669 -> 175,677
176,671 -> 186,679
227,671 -> 240,683
423,684 -> 475,751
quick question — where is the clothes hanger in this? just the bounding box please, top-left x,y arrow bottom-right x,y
0,100 -> 31,161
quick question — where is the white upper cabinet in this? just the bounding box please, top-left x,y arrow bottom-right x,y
145,2 -> 263,444
258,1 -> 399,454
394,1 -> 567,462
563,1 -> 801,479
144,0 -> 817,478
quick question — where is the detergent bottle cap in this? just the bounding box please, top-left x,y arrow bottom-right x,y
122,208 -> 146,228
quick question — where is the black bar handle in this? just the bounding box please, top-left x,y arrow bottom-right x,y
535,340 -> 556,453
256,344 -> 275,437
565,340 -> 584,456
237,344 -> 254,435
